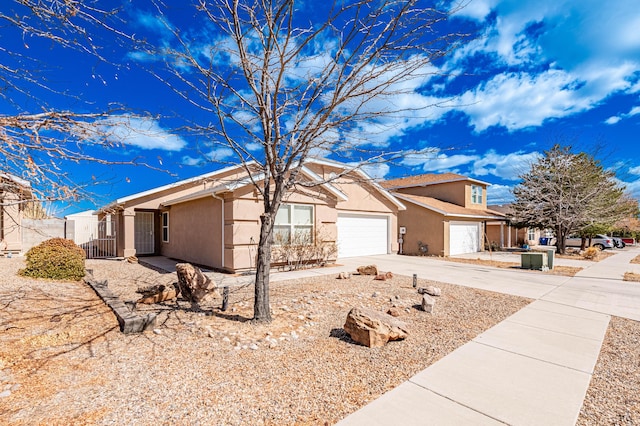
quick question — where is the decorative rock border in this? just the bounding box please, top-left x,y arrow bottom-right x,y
84,271 -> 157,334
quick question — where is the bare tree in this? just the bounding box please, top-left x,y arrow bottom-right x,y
138,0 -> 470,321
0,1 -> 163,221
511,145 -> 635,254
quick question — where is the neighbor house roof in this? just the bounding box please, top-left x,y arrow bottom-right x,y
382,173 -> 490,189
395,193 -> 506,220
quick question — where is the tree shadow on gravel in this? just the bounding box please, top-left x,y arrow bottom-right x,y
329,328 -> 358,345
211,310 -> 252,323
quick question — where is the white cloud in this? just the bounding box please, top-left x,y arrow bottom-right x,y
453,0 -> 498,20
401,148 -> 479,172
78,115 -> 187,151
629,166 -> 640,175
449,0 -> 640,132
459,70 -> 601,131
486,184 -> 514,205
182,147 -> 234,166
605,105 -> 640,125
472,150 -> 540,180
359,163 -> 390,180
623,177 -> 640,200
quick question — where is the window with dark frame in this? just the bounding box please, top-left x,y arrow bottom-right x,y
162,211 -> 169,243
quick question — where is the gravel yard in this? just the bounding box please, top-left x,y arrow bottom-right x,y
2,256 -> 639,425
0,257 -> 529,425
578,316 -> 640,425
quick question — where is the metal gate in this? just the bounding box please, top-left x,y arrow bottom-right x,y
85,217 -> 116,259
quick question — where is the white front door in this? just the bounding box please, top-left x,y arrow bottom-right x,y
449,222 -> 480,255
134,211 -> 155,255
337,214 -> 389,258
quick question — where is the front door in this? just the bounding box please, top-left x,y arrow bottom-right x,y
134,211 -> 155,255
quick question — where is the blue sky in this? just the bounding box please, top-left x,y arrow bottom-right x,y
3,0 -> 640,215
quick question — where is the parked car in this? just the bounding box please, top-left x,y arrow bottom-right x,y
611,237 -> 626,248
565,234 -> 614,250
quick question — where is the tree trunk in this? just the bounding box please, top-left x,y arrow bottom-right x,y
556,225 -> 567,254
253,213 -> 273,323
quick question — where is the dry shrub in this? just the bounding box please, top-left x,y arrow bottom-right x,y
20,238 -> 86,280
273,227 -> 337,271
582,246 -> 600,260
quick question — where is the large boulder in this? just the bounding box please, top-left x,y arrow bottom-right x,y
421,294 -> 436,313
176,263 -> 219,305
418,286 -> 441,297
343,307 -> 409,347
357,265 -> 379,276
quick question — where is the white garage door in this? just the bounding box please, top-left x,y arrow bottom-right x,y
449,222 -> 480,255
337,214 -> 389,258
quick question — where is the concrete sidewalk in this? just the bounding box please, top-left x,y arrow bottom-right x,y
338,249 -> 640,426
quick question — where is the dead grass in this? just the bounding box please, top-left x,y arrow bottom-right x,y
442,257 -> 582,277
555,250 -> 616,262
630,255 -> 640,264
623,272 -> 640,282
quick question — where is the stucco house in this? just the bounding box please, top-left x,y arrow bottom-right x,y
486,204 -> 543,248
382,173 -> 506,256
98,159 -> 405,272
0,173 -> 32,254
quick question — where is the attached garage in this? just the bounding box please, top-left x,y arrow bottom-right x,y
449,221 -> 480,255
337,213 -> 389,258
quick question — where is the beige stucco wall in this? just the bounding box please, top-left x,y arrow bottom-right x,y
1,193 -> 23,252
225,184 -> 339,271
397,205 -> 446,256
395,181 -> 487,209
161,196 -> 222,269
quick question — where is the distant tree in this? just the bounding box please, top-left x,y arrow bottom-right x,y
140,0 -> 471,322
511,145 -> 633,254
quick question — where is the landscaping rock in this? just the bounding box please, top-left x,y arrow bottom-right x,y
357,265 -> 378,276
373,272 -> 393,281
386,307 -> 402,317
418,286 -> 441,297
136,284 -> 178,304
343,307 -> 409,347
337,272 -> 351,279
421,294 -> 436,313
176,263 -> 219,304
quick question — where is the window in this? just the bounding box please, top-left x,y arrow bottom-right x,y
274,204 -> 313,244
471,185 -> 483,204
527,228 -> 535,241
162,212 -> 169,243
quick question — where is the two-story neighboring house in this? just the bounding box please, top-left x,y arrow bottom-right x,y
382,173 -> 506,256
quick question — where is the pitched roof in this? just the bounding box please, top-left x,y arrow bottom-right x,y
382,173 -> 489,189
395,193 -> 506,220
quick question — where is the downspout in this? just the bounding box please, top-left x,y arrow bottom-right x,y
212,193 -> 225,270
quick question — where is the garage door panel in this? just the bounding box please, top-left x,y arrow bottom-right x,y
450,222 -> 479,255
337,214 -> 389,258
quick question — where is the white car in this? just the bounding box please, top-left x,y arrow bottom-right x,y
565,234 -> 614,250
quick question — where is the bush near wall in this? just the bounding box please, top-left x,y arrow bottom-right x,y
19,238 -> 86,280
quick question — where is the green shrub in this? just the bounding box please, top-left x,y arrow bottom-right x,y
20,238 -> 86,280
